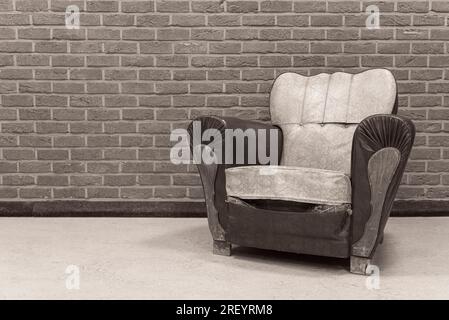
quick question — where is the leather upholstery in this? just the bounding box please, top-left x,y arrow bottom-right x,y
351,114 -> 415,257
270,69 -> 397,174
226,165 -> 351,205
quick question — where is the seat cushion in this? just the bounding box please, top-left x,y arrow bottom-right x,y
225,165 -> 351,206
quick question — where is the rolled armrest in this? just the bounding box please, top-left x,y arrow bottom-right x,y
351,114 -> 415,258
187,116 -> 283,241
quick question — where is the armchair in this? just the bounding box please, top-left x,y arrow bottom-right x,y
188,69 -> 415,275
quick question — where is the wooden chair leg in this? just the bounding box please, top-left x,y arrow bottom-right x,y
350,256 -> 371,275
213,240 -> 231,256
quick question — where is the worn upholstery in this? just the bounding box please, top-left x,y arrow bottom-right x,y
270,69 -> 397,174
226,165 -> 351,206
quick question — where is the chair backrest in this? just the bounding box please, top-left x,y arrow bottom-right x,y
270,69 -> 397,175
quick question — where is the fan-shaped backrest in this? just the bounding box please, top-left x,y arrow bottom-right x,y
270,69 -> 397,175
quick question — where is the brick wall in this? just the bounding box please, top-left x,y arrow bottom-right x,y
0,0 -> 448,203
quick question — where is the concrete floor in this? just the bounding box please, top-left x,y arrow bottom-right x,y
0,217 -> 448,299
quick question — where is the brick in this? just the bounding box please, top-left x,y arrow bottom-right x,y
260,55 -> 291,67
122,1 -> 154,12
156,55 -> 188,67
53,109 -> 85,121
70,42 -> 102,53
210,42 -> 241,54
154,187 -> 186,198
3,149 -> 35,160
0,0 -> 13,11
260,1 -> 292,12
225,56 -> 257,67
259,29 -> 291,40
87,1 -> 118,12
227,1 -> 258,13
87,187 -> 119,198
122,28 -> 155,40
395,56 -> 427,67
327,29 -> 358,41
138,174 -> 170,185
104,42 -> 138,54
191,28 -> 223,41
36,122 -> 68,134
0,69 -> 32,80
173,70 -> 206,80
52,55 -> 85,67
53,187 -> 85,199
156,108 -> 187,120
53,82 -> 85,94
35,41 -> 67,53
293,56 -> 325,67
157,28 -> 189,40
362,56 -> 393,67
2,122 -> 34,133
104,149 -> 137,160
294,1 -> 325,12
18,28 -> 51,39
87,56 -> 119,67
192,1 -> 223,13
37,149 -> 69,160
208,14 -> 241,26
70,176 -> 102,186
36,69 -> 68,80
172,15 -> 205,27
87,29 -> 120,40
328,1 -> 360,13
3,175 -> 34,186
121,188 -> 153,199
136,14 -> 170,27
36,95 -> 68,107
0,27 -> 15,39
413,15 -> 445,26
105,175 -> 136,186
344,42 -> 376,54
54,136 -> 85,147
103,14 -> 135,26
155,82 -> 188,94
104,122 -> 136,133
361,29 -> 394,40
53,29 -> 86,40
311,15 -> 342,27
378,42 -> 410,54
243,15 -> 275,26
432,1 -> 449,12
0,14 -> 30,25
37,176 -> 68,186
398,29 -> 428,40
429,56 -> 449,67
19,108 -> 51,120
398,1 -> 429,13
0,187 -> 18,198
293,29 -> 325,40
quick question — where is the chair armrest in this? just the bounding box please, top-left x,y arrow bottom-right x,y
351,114 -> 415,258
187,116 -> 283,241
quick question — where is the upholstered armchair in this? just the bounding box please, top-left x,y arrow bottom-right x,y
188,69 -> 415,275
